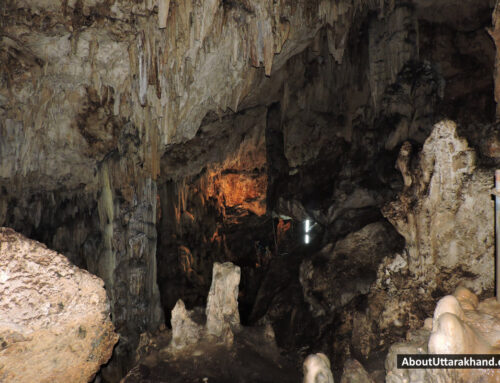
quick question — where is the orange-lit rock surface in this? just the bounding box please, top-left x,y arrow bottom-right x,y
0,227 -> 118,383
207,171 -> 267,216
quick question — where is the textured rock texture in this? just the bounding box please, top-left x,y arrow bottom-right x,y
383,120 -> 494,293
340,359 -> 375,383
0,227 -> 118,383
386,287 -> 500,383
341,121 -> 496,365
300,221 -> 404,317
206,262 -> 241,342
170,299 -> 203,349
168,261 -> 240,350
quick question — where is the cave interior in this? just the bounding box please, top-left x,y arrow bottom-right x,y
2,0 -> 500,382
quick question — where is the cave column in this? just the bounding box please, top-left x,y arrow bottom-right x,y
95,120 -> 164,379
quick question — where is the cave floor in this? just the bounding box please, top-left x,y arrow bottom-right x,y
123,329 -> 302,383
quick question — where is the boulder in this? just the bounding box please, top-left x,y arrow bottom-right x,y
0,227 -> 118,383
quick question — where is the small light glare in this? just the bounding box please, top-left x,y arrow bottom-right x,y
304,220 -> 311,244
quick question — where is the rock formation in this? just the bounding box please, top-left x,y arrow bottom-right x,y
1,0 -> 499,381
351,120 -> 497,355
386,286 -> 500,383
159,261 -> 240,351
303,353 -> 335,383
206,262 -> 241,342
168,261 -> 241,349
300,221 -> 404,317
123,261 -> 298,382
383,120 -> 494,293
170,299 -> 203,349
340,359 -> 375,383
0,227 -> 118,383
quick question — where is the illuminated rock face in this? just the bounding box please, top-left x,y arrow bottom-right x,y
386,287 -> 500,383
0,227 -> 118,383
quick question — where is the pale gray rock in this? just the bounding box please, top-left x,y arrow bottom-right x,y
383,120 -> 494,295
170,299 -> 204,349
303,353 -> 335,383
206,262 -> 241,343
385,329 -> 429,383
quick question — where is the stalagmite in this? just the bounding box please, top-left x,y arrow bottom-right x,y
206,262 -> 241,343
170,299 -> 203,349
3,0 -> 499,381
303,353 -> 335,383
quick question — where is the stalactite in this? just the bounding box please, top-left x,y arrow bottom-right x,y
137,32 -> 148,107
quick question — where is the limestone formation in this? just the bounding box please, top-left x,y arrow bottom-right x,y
386,287 -> 500,383
303,353 -> 335,383
0,227 -> 118,383
206,262 -> 241,343
170,300 -> 204,349
383,121 -> 494,293
340,359 -> 375,383
385,328 -> 429,383
164,261 -> 241,350
123,260 -> 292,382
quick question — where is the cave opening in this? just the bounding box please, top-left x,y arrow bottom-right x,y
1,0 -> 500,382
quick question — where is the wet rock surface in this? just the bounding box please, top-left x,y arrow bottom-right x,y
0,227 -> 118,383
